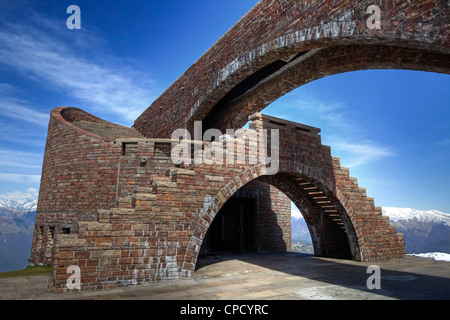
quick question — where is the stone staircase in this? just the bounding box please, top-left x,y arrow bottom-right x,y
331,157 -> 404,260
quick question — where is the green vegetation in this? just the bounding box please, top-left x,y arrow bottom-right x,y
0,265 -> 52,279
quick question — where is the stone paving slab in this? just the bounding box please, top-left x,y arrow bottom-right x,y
1,252 -> 449,301
0,275 -> 53,300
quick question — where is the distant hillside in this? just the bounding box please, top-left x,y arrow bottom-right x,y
290,240 -> 314,254
382,207 -> 450,254
291,206 -> 450,255
0,199 -> 36,272
290,208 -> 313,254
291,215 -> 312,243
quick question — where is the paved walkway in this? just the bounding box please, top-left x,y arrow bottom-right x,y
1,252 -> 449,300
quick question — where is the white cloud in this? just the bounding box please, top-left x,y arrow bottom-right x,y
0,161 -> 41,170
0,187 -> 39,200
0,83 -> 49,146
271,94 -> 393,168
0,96 -> 49,127
0,11 -> 159,125
0,83 -> 19,94
290,98 -> 352,130
328,137 -> 395,168
291,202 -> 304,219
435,138 -> 450,146
0,173 -> 41,184
0,149 -> 43,170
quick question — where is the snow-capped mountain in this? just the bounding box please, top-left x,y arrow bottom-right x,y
0,199 -> 37,272
382,207 -> 449,255
291,206 -> 450,256
382,207 -> 450,227
0,199 -> 38,212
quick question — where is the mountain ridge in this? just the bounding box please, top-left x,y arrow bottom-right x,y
381,207 -> 450,226
0,199 -> 38,212
0,199 -> 37,272
291,206 -> 450,256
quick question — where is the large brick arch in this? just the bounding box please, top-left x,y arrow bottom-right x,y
134,0 -> 450,137
182,160 -> 363,278
200,45 -> 449,132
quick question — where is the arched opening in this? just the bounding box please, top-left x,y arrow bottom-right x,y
199,180 -> 289,258
134,0 -> 449,140
190,163 -> 362,277
259,173 -> 359,261
200,195 -> 257,255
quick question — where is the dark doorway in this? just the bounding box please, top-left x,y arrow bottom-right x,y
201,197 -> 256,256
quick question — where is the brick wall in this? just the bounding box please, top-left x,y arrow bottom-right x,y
251,181 -> 291,252
31,0 -> 450,293
35,107 -> 121,215
33,108 -> 404,292
30,107 -> 122,265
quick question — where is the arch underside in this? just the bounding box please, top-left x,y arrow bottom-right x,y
195,43 -> 450,132
258,173 -> 360,261
134,0 -> 449,138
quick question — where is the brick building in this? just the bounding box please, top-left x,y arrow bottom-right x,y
30,0 -> 449,292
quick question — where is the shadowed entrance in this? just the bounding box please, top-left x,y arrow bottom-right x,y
201,196 -> 257,255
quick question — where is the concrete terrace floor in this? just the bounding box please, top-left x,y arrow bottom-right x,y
1,252 -> 449,300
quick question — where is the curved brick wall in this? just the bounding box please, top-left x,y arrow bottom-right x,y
36,107 -> 123,215
60,107 -> 112,126
31,107 -> 127,265
134,0 -> 450,137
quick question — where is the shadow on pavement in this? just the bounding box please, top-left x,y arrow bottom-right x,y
195,251 -> 450,300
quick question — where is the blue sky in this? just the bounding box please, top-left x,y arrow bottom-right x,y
0,1 -> 449,213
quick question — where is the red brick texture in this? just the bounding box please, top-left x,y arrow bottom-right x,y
31,0 -> 450,292
134,0 -> 450,137
32,109 -> 404,292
